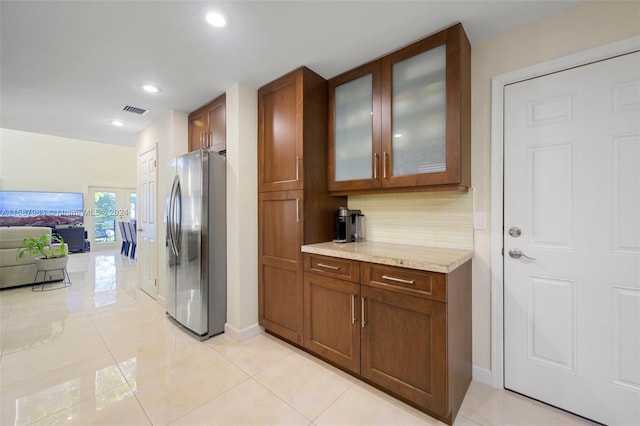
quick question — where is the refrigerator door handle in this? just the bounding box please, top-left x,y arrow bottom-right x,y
168,175 -> 179,256
174,178 -> 182,255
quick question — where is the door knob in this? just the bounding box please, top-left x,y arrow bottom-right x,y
508,249 -> 536,261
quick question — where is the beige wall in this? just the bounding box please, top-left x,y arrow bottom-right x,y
136,111 -> 188,304
0,128 -> 136,192
470,0 -> 640,373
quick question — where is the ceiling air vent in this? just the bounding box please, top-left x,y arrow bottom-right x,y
121,105 -> 149,116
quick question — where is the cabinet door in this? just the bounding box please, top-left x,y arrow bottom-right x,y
258,71 -> 302,192
206,94 -> 226,152
188,108 -> 206,152
328,62 -> 382,192
361,285 -> 447,417
258,190 -> 304,343
381,23 -> 470,188
304,273 -> 360,373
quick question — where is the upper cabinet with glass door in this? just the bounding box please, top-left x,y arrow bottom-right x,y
328,23 -> 470,194
328,62 -> 381,192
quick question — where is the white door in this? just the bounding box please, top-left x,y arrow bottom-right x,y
504,52 -> 640,425
138,146 -> 157,298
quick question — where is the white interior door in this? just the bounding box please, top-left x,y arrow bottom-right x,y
138,146 -> 157,298
504,52 -> 640,425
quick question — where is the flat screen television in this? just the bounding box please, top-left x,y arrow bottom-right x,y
0,190 -> 84,227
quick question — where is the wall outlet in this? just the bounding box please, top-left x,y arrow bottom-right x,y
474,212 -> 487,230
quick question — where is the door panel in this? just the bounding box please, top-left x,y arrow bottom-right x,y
138,146 -> 156,298
258,75 -> 302,192
504,51 -> 640,425
360,285 -> 447,416
303,273 -> 360,373
258,190 -> 304,343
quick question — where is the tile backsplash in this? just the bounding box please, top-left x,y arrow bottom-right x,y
347,190 -> 473,250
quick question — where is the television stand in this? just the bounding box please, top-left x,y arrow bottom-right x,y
53,227 -> 86,253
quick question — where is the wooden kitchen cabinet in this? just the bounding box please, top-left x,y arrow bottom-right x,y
300,251 -> 472,424
360,284 -> 447,416
258,191 -> 304,343
328,23 -> 470,194
303,254 -> 361,372
188,93 -> 226,152
304,272 -> 361,373
259,67 -> 333,193
360,260 -> 472,423
258,67 -> 346,345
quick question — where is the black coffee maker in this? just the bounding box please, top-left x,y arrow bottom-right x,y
334,207 -> 365,243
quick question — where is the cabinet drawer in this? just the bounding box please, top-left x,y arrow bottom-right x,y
303,253 -> 360,283
361,262 -> 446,302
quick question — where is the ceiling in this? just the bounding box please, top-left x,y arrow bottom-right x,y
0,0 -> 583,147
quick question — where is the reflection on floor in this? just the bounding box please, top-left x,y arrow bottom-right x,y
0,251 -> 594,425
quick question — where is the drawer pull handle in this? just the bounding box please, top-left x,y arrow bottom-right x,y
317,263 -> 340,271
382,275 -> 415,285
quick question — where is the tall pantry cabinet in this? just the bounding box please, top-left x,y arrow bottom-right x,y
257,67 -> 345,344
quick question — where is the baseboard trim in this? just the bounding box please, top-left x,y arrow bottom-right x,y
472,365 -> 495,387
156,295 -> 167,309
224,322 -> 264,342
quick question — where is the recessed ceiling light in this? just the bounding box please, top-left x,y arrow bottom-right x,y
110,120 -> 124,127
141,83 -> 161,94
206,12 -> 226,28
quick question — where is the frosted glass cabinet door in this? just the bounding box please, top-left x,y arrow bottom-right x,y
334,74 -> 374,181
391,44 -> 447,176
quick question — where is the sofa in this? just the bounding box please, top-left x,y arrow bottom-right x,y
0,226 -> 65,289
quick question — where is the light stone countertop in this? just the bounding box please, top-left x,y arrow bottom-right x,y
301,241 -> 473,274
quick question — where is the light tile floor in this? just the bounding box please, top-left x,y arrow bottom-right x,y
0,251 -> 596,425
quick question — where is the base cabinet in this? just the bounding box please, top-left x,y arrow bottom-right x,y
303,273 -> 360,373
361,285 -> 447,416
258,191 -> 304,344
302,253 -> 471,425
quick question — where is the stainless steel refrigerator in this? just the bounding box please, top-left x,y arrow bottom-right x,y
166,150 -> 226,339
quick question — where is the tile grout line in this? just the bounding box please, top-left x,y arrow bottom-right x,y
166,376 -> 255,426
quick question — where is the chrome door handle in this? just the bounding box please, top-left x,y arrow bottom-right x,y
351,294 -> 356,324
373,153 -> 379,179
361,297 -> 366,328
295,156 -> 300,181
508,249 -> 536,261
383,152 -> 388,179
